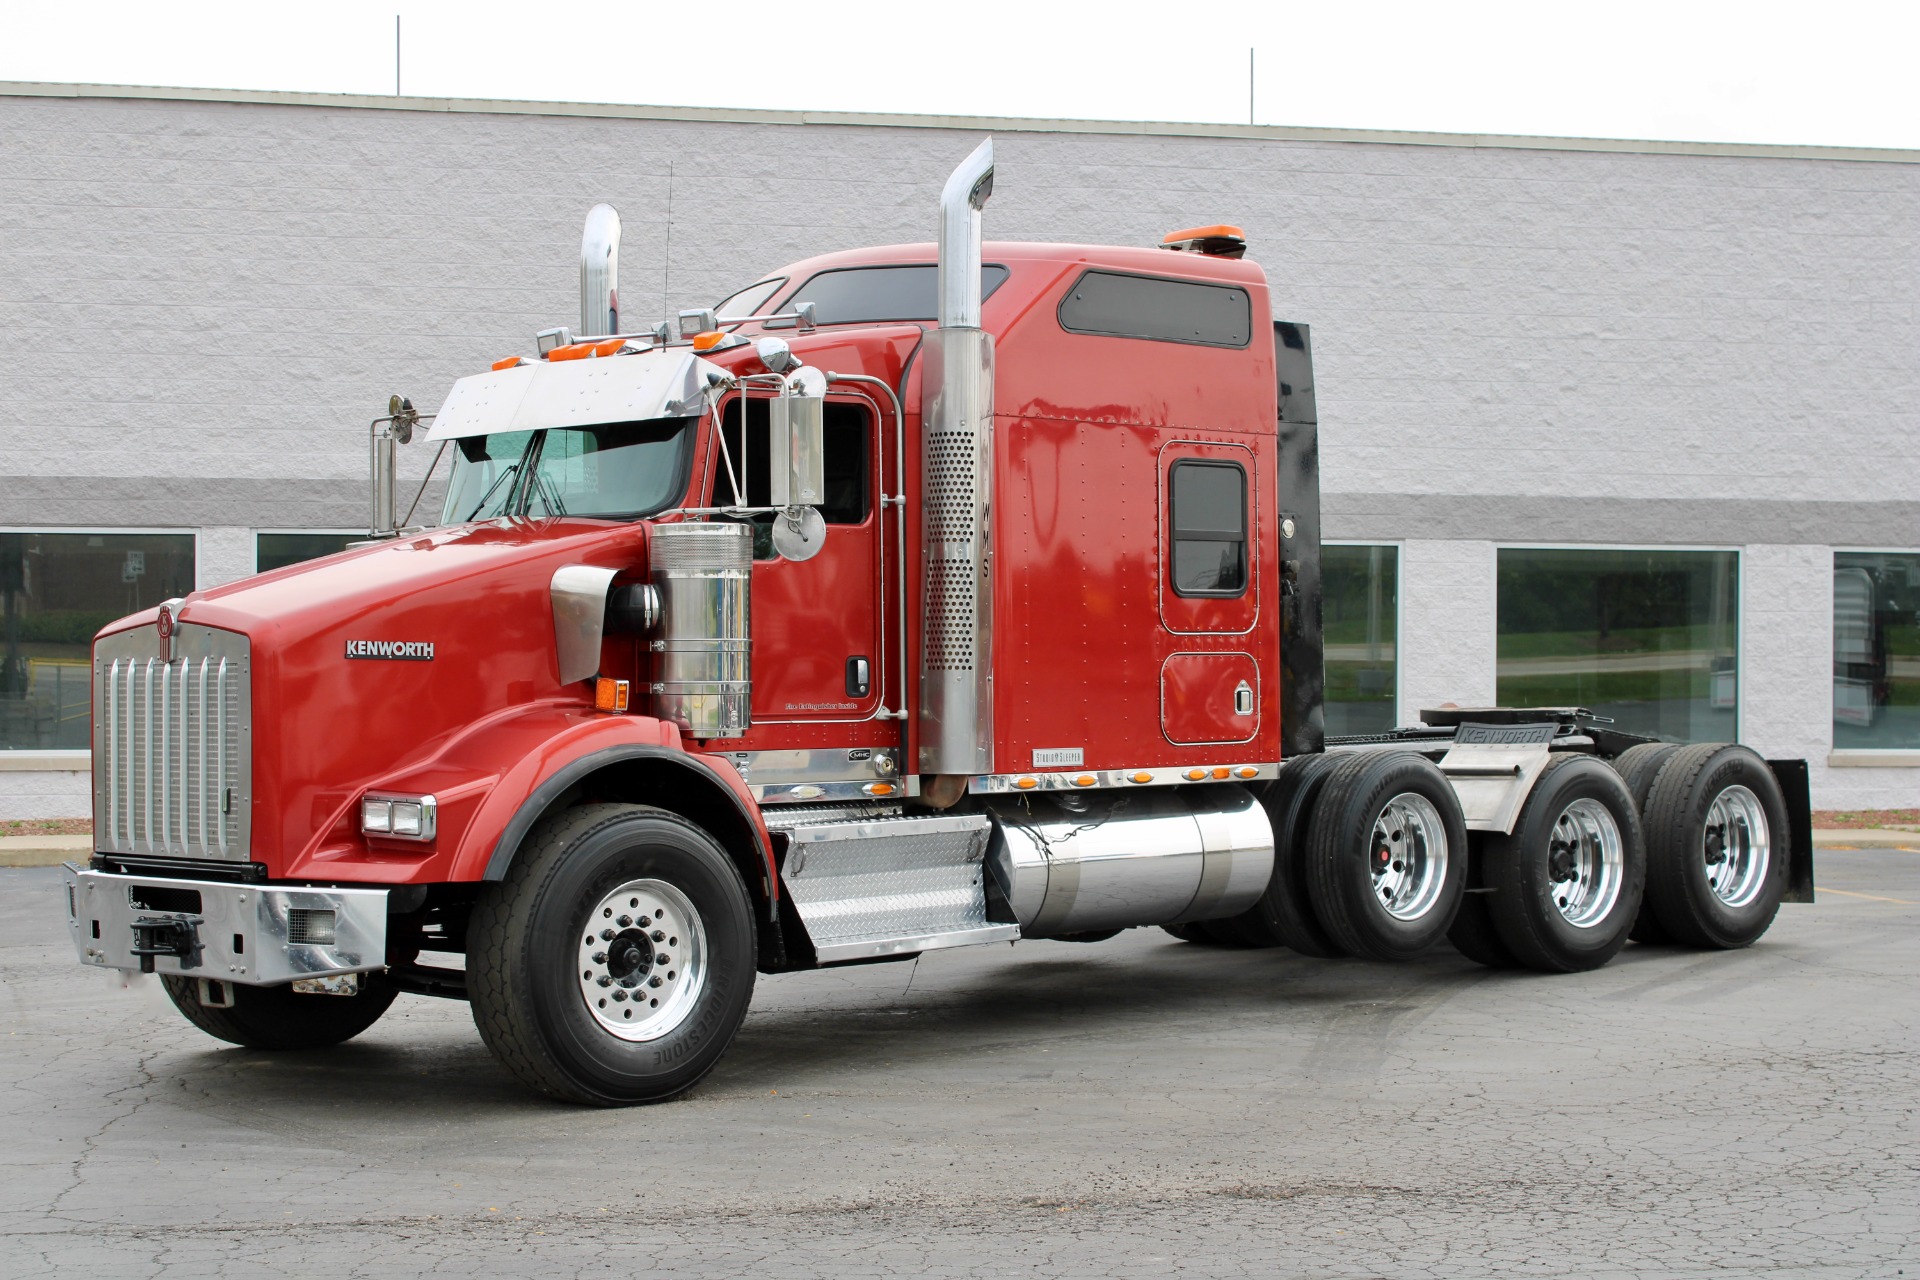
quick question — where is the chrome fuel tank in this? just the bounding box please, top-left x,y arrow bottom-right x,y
985,786 -> 1274,937
649,521 -> 752,737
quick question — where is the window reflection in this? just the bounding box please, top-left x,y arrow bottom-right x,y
1324,545 -> 1398,737
1833,551 -> 1920,750
1496,548 -> 1738,742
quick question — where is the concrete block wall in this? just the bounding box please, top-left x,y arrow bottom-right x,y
2,85 -> 1916,816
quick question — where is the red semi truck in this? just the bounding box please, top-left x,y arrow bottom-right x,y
63,141 -> 1813,1105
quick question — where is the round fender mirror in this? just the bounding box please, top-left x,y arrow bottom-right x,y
771,505 -> 828,562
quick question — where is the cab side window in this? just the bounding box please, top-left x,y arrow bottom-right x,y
709,398 -> 871,558
1169,460 -> 1247,596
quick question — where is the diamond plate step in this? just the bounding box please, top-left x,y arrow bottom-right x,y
780,813 -> 1019,964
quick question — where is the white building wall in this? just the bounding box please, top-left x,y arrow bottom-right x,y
1,84 -> 1916,815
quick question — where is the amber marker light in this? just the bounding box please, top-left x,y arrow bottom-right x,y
1185,768 -> 1208,781
1072,775 -> 1096,787
691,331 -> 726,352
1212,767 -> 1231,780
1129,771 -> 1154,784
864,782 -> 896,797
491,356 -> 525,371
1236,767 -> 1259,779
594,678 -> 631,713
1014,777 -> 1039,790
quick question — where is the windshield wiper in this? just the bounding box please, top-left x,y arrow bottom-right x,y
531,471 -> 568,517
463,463 -> 520,522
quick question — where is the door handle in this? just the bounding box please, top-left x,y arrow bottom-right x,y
846,656 -> 871,698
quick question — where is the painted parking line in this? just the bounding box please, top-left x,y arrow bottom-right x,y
1817,887 -> 1917,906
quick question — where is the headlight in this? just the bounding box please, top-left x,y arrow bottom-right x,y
361,794 -> 437,842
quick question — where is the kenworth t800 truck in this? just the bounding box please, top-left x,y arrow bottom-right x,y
63,141 -> 1813,1105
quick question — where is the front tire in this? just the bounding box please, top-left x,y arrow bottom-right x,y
162,972 -> 396,1050
1306,751 -> 1468,961
467,803 -> 758,1106
1483,756 -> 1645,972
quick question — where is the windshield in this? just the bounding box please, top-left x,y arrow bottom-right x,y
441,419 -> 695,524
713,277 -> 786,327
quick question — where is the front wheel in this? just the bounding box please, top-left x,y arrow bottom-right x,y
467,803 -> 758,1106
162,972 -> 397,1050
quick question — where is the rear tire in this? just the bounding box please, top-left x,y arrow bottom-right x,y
1611,742 -> 1681,944
162,972 -> 397,1050
1227,753 -> 1348,957
467,803 -> 758,1105
1483,756 -> 1645,972
1642,744 -> 1790,949
1306,751 -> 1468,961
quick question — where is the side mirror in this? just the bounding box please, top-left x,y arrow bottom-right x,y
769,367 -> 826,510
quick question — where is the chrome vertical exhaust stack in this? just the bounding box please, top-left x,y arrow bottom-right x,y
579,203 -> 621,338
919,139 -> 996,782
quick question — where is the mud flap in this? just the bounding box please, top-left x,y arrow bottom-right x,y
1768,758 -> 1816,903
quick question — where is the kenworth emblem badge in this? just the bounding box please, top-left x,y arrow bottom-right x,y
155,597 -> 184,664
345,639 -> 434,661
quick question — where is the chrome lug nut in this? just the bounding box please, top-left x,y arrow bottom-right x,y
592,951 -> 608,965
648,976 -> 663,988
600,928 -> 615,941
651,929 -> 665,942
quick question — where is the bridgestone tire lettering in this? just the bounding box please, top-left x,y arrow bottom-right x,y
466,802 -> 757,1106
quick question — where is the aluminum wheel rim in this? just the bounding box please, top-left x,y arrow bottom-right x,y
1369,791 -> 1449,921
576,879 -> 707,1042
1547,798 -> 1624,929
1703,785 -> 1770,908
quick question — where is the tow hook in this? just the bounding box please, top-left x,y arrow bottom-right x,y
130,914 -> 204,974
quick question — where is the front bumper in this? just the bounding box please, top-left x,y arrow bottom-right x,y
63,864 -> 389,986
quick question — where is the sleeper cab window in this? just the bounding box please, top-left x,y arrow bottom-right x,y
1057,270 -> 1252,348
1169,460 -> 1248,596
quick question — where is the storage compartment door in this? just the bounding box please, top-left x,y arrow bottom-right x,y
1161,652 -> 1260,745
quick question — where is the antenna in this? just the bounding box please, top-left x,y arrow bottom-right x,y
395,16 -> 401,96
1249,48 -> 1254,125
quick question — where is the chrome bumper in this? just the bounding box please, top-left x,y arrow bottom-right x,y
62,864 -> 388,986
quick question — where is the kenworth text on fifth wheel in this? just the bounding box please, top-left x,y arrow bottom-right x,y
63,141 -> 1814,1105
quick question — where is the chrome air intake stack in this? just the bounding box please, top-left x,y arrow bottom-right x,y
649,522 -> 752,738
919,138 -> 996,780
580,203 -> 621,337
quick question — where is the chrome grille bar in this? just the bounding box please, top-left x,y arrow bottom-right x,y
93,625 -> 252,862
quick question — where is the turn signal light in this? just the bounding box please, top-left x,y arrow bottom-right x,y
594,678 -> 631,713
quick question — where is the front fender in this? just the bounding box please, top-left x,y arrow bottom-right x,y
286,701 -> 773,899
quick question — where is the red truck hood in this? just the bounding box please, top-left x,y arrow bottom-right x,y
113,517 -> 654,873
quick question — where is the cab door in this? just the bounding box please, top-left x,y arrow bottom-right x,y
709,396 -> 884,725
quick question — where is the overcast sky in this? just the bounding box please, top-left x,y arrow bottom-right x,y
3,0 -> 1915,149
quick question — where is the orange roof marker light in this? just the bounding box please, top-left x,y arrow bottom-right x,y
491,356 -> 529,371
1160,225 -> 1247,259
548,338 -> 627,362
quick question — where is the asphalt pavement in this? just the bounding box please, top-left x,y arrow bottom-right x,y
2,851 -> 1915,1279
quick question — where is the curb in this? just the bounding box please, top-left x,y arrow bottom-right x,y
0,835 -> 92,868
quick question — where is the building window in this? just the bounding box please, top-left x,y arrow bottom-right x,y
1496,548 -> 1739,743
1168,461 -> 1247,596
256,532 -> 360,574
1324,544 -> 1398,737
1833,551 -> 1920,750
0,532 -> 195,751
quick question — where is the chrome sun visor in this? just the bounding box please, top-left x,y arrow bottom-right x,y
429,349 -> 726,441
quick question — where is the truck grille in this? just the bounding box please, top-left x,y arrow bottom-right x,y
93,623 -> 252,861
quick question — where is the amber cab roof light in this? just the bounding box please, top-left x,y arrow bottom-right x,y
1160,225 -> 1248,259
